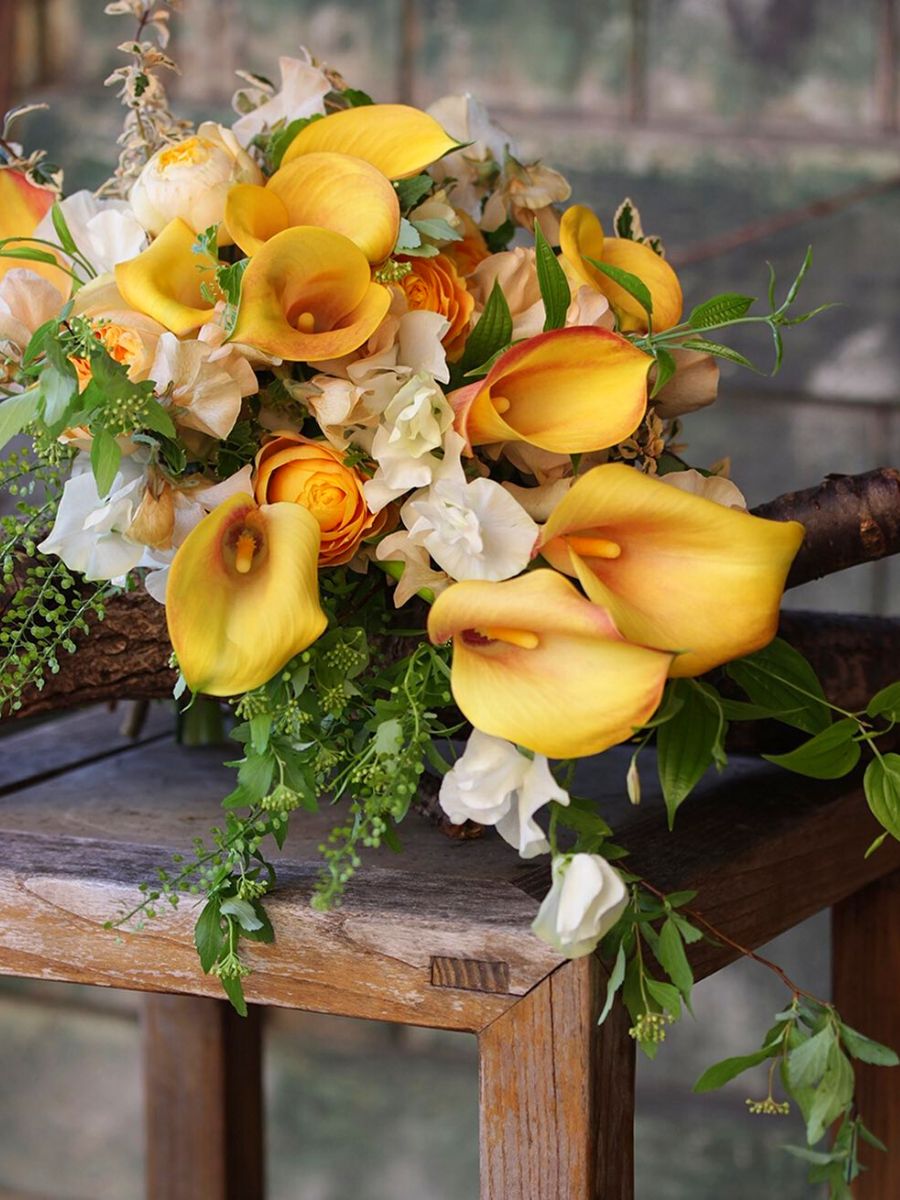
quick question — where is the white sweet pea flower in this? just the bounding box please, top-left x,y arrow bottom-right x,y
33,191 -> 147,279
129,122 -> 263,239
231,50 -> 331,146
374,530 -> 450,607
400,432 -> 538,581
364,373 -> 454,512
439,730 -> 569,858
532,854 -> 629,958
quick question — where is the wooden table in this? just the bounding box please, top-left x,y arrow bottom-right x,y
0,703 -> 898,1200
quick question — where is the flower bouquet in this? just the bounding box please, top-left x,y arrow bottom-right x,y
1,4 -> 898,1191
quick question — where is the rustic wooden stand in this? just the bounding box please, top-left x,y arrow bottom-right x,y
0,694 -> 898,1199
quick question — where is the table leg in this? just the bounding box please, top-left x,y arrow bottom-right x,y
832,869 -> 900,1197
478,955 -> 635,1200
142,993 -> 264,1200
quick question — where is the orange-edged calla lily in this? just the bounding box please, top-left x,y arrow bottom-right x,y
166,492 -> 327,696
452,327 -> 651,455
537,463 -> 805,677
427,569 -> 673,758
225,152 -> 400,265
281,104 -> 459,179
0,167 -> 66,289
230,226 -> 391,362
116,218 -> 217,336
560,205 -> 682,333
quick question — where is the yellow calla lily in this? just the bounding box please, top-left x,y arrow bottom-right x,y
225,152 -> 400,265
166,492 -> 327,696
115,218 -> 217,336
560,205 -> 682,333
281,104 -> 459,179
537,464 -> 805,677
0,168 -> 67,290
453,327 -> 651,454
230,226 -> 391,362
427,569 -> 673,758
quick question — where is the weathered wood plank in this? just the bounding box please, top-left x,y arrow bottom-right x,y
143,994 -> 264,1200
478,956 -> 634,1200
832,871 -> 900,1197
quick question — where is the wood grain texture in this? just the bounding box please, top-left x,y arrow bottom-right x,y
478,956 -> 634,1200
832,871 -> 900,1197
143,994 -> 263,1200
431,957 -> 511,993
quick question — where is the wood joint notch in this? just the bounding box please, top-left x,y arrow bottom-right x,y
430,956 -> 511,994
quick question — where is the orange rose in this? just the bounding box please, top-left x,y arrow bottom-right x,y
399,253 -> 474,359
254,433 -> 385,566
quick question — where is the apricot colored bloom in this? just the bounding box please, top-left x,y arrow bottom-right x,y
399,254 -> 474,358
254,432 -> 386,566
537,463 -> 804,677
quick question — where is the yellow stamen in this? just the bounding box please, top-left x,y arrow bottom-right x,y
295,311 -> 316,334
567,535 -> 622,559
234,530 -> 258,574
481,626 -> 540,650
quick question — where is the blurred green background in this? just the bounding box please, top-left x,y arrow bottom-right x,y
1,1 -> 897,1196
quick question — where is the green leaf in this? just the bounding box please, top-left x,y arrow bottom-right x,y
534,221 -> 569,331
248,713 -> 272,755
839,1022 -> 899,1067
90,428 -> 122,498
657,917 -> 693,1003
783,1146 -> 842,1166
0,387 -> 40,450
725,638 -> 831,734
585,256 -> 653,323
267,113 -> 324,171
237,752 -> 275,800
670,914 -> 703,944
650,346 -> 676,398
394,174 -> 434,212
240,901 -> 275,944
597,943 -> 626,1026
341,87 -> 374,107
806,1043 -> 854,1144
688,292 -> 755,328
763,718 -> 860,781
394,216 -> 422,252
645,977 -> 682,1019
866,681 -> 900,722
863,754 -> 900,839
0,243 -> 63,268
220,897 -> 264,932
457,279 -> 512,375
219,971 -> 248,1017
50,201 -> 80,258
142,397 -> 176,439
194,896 -> 224,973
786,1026 -> 833,1090
678,338 -> 759,372
39,346 -> 78,427
656,679 -> 721,826
693,1047 -> 773,1093
614,197 -> 640,240
857,1121 -> 888,1152
411,217 -> 462,243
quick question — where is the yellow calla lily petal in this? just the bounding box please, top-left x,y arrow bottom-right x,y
560,204 -> 682,333
538,463 -> 805,676
225,183 -> 290,256
0,168 -> 68,290
453,327 -> 651,454
230,226 -> 391,362
267,153 -> 400,264
115,218 -> 217,335
428,569 -> 673,758
166,492 -> 327,696
281,104 -> 459,179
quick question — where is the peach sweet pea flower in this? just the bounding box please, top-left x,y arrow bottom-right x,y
254,432 -> 387,566
166,492 -> 327,696
427,569 -> 673,758
537,463 -> 804,677
0,269 -> 65,375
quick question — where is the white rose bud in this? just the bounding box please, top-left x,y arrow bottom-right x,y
129,122 -> 263,242
532,854 -> 628,958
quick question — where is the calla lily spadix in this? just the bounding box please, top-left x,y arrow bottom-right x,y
560,205 -> 682,334
225,152 -> 400,264
452,326 -> 652,455
537,463 -> 805,677
116,218 -> 217,336
280,103 -> 460,180
166,492 -> 327,696
427,569 -> 673,758
229,226 -> 391,362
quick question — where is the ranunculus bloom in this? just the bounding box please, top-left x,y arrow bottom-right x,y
560,204 -> 682,334
280,103 -> 459,180
225,152 -> 400,265
229,227 -> 391,362
399,254 -> 474,358
452,327 -> 651,455
166,492 -> 327,695
427,569 -> 673,758
254,432 -> 386,566
116,218 -> 218,336
130,123 -> 263,242
439,729 -> 570,858
532,854 -> 629,958
537,463 -> 805,677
